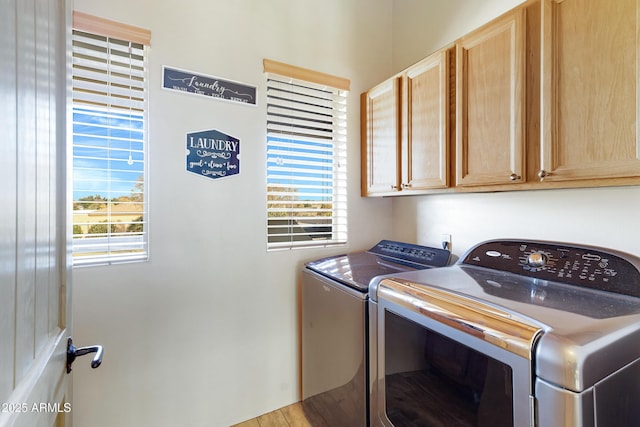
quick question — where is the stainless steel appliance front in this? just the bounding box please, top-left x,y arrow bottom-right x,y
369,239 -> 640,426
301,240 -> 450,426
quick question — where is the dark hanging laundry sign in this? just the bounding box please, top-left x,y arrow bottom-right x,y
186,129 -> 240,180
163,66 -> 257,106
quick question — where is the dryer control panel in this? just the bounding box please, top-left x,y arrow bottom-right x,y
462,240 -> 640,298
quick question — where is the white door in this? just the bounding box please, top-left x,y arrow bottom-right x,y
0,1 -> 86,426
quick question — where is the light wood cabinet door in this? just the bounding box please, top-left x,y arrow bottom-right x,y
456,9 -> 526,187
402,49 -> 450,190
540,0 -> 640,182
361,77 -> 401,196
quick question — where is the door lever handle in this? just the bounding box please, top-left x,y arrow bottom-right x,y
66,337 -> 104,373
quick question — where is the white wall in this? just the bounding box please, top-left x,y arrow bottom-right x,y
392,0 -> 525,70
392,187 -> 640,260
71,1 -> 393,426
390,0 -> 640,259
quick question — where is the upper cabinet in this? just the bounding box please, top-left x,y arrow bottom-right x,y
456,8 -> 526,187
361,48 -> 451,197
539,0 -> 640,182
403,49 -> 451,191
361,0 -> 640,197
361,77 -> 401,196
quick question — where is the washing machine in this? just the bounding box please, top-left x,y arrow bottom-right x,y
300,240 -> 450,426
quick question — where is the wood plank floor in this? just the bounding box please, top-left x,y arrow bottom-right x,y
231,402 -> 314,427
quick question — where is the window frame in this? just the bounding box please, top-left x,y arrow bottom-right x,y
71,13 -> 150,267
264,60 -> 350,250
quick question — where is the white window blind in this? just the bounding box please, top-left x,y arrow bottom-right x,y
71,25 -> 149,266
266,70 -> 348,250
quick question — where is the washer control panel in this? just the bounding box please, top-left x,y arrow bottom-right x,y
369,240 -> 451,268
462,240 -> 640,298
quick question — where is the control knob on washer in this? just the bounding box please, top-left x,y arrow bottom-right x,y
527,252 -> 547,268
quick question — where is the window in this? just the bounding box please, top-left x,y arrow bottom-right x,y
265,59 -> 349,250
71,13 -> 150,266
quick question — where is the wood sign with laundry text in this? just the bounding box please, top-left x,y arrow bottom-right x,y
163,66 -> 257,106
186,129 -> 240,180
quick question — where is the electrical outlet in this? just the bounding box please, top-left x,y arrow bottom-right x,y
441,234 -> 452,251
